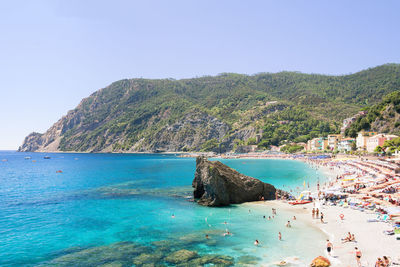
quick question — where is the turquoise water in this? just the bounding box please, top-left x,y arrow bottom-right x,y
0,152 -> 325,266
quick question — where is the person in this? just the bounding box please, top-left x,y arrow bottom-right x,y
326,240 -> 333,256
355,247 -> 362,267
254,239 -> 259,246
278,232 -> 282,241
375,257 -> 384,267
383,256 -> 390,266
171,214 -> 175,218
320,212 -> 324,223
316,208 -> 319,218
286,221 -> 291,228
223,231 -> 231,236
268,216 -> 271,220
205,234 -> 209,239
312,208 -> 315,218
293,215 -> 296,220
263,215 -> 266,219
350,234 -> 356,242
342,232 -> 352,243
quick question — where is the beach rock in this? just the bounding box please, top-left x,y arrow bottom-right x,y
183,254 -> 234,266
311,256 -> 331,267
164,249 -> 198,264
99,262 -> 124,267
193,157 -> 276,206
132,252 -> 164,266
237,255 -> 261,265
46,241 -> 151,267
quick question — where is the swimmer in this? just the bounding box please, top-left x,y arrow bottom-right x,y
223,231 -> 231,236
278,232 -> 282,241
286,221 -> 291,228
268,216 -> 271,220
293,216 -> 296,220
171,214 -> 175,218
254,239 -> 259,246
205,234 -> 209,239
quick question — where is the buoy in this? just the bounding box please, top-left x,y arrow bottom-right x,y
56,170 -> 63,173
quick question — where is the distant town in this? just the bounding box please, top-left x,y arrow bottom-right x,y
292,112 -> 398,155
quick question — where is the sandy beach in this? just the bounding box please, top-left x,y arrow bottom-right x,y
238,153 -> 400,266
253,200 -> 400,266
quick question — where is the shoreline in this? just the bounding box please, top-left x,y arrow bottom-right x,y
248,155 -> 400,267
253,199 -> 399,267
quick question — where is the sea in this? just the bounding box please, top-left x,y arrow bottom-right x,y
0,151 -> 327,266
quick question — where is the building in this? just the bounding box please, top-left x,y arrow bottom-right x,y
306,137 -> 327,151
366,134 -> 398,153
327,134 -> 342,151
356,131 -> 377,151
338,138 -> 355,152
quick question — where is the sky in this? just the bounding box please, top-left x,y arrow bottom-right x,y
0,0 -> 399,150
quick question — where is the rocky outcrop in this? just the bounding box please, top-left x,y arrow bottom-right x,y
138,111 -> 230,152
192,157 -> 276,206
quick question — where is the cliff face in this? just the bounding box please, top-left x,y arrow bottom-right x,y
192,157 -> 276,206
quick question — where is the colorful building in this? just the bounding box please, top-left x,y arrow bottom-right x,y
366,134 -> 398,153
338,138 -> 355,152
356,131 -> 377,151
327,134 -> 342,151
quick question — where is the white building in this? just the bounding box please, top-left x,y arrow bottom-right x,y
356,131 -> 377,151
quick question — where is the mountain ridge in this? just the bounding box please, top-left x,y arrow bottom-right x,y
19,63 -> 400,153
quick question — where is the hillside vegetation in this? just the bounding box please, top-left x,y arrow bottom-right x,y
345,90 -> 400,137
19,64 -> 400,153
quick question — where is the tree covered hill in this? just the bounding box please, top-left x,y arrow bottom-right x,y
345,90 -> 400,137
19,63 -> 400,153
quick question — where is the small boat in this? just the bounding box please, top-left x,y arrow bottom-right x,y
44,156 -> 51,159
56,170 -> 63,173
289,200 -> 312,205
24,156 -> 31,160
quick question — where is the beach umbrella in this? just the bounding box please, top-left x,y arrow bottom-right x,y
310,256 -> 331,267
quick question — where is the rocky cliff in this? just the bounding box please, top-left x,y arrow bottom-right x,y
192,157 -> 276,206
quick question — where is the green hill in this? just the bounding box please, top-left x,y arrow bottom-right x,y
345,90 -> 400,137
19,63 -> 400,153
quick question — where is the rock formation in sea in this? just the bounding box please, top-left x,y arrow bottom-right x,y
192,156 -> 277,206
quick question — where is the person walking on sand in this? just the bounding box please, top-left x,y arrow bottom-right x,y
326,240 -> 333,256
355,247 -> 362,267
320,212 -> 324,223
312,208 -> 315,218
316,208 -> 319,218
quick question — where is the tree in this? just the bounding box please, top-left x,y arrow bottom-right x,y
351,141 -> 357,151
374,145 -> 383,153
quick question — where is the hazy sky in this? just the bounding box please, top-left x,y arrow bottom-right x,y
1,0 -> 399,150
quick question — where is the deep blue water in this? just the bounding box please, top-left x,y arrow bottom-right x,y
0,152 -> 325,266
